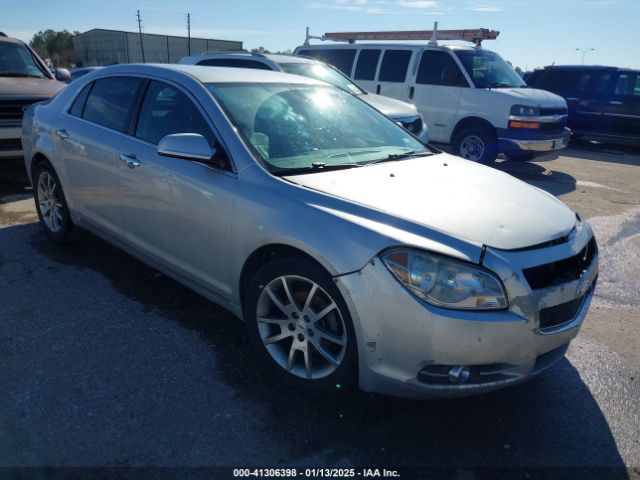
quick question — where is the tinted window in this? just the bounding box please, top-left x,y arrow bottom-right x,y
135,81 -> 212,145
302,49 -> 356,76
613,72 -> 639,96
69,83 -> 92,117
416,50 -> 465,86
83,77 -> 142,131
536,69 -> 568,94
197,58 -> 273,70
378,50 -> 412,83
354,50 -> 381,81
565,70 -> 612,98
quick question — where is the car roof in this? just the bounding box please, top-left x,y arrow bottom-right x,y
263,54 -> 316,64
0,35 -> 27,45
93,63 -> 325,85
542,65 -> 639,73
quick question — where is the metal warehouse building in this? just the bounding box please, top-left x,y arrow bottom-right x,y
73,29 -> 243,66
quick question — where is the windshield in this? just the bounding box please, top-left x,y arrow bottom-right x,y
207,83 -> 429,175
454,49 -> 525,89
279,62 -> 364,96
0,42 -> 48,78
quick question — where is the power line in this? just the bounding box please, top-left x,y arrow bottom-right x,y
136,9 -> 145,63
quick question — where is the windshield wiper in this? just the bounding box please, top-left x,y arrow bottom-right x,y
0,72 -> 44,78
365,150 -> 431,166
272,161 -> 363,176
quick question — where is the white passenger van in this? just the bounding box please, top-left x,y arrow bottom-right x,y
294,26 -> 570,164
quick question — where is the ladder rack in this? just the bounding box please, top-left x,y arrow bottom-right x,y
304,22 -> 500,47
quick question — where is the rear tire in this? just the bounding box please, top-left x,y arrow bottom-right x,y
244,258 -> 357,393
452,125 -> 498,164
33,162 -> 78,243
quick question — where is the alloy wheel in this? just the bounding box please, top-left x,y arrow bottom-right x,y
37,171 -> 64,233
256,275 -> 348,380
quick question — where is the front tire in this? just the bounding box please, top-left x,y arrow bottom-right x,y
452,125 -> 498,164
244,258 -> 357,392
33,162 -> 77,243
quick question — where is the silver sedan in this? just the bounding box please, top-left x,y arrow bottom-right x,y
21,64 -> 598,398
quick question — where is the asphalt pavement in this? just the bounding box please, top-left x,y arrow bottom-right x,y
1,143 -> 639,480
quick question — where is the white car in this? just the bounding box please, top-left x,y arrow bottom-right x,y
295,43 -> 570,164
179,52 -> 428,143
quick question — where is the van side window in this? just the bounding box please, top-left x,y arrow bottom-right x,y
197,58 -> 272,70
306,49 -> 356,76
416,50 -> 465,86
614,73 -> 637,96
354,50 -> 381,81
378,50 -> 412,83
69,83 -> 92,117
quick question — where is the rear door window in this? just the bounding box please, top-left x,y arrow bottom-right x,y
69,83 -> 92,117
354,49 -> 381,81
613,72 -> 637,96
82,77 -> 143,132
378,50 -> 412,83
197,58 -> 273,70
416,50 -> 465,86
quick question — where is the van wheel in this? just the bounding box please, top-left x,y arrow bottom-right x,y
33,162 -> 77,243
452,125 -> 498,164
244,258 -> 357,393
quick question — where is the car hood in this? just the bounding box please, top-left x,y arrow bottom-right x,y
286,153 -> 576,250
360,92 -> 419,119
0,77 -> 66,98
493,87 -> 567,108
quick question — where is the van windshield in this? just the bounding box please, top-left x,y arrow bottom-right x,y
454,49 -> 525,89
207,83 -> 430,175
0,42 -> 48,78
279,62 -> 364,96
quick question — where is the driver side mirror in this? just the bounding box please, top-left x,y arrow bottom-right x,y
54,68 -> 71,83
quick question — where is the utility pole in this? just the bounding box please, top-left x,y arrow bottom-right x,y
137,9 -> 146,63
576,47 -> 594,65
187,13 -> 191,56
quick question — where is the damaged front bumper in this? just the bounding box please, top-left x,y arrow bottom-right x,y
335,221 -> 598,399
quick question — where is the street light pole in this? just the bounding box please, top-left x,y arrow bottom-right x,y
576,48 -> 594,65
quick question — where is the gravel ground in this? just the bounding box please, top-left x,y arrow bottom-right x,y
0,142 -> 639,479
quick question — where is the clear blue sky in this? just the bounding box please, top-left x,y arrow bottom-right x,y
2,0 -> 638,70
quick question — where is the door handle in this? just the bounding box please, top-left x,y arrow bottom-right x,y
55,129 -> 69,139
566,97 -> 579,102
119,153 -> 140,168
409,86 -> 415,99
609,101 -> 623,105
376,84 -> 381,94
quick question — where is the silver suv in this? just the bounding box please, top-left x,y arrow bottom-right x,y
0,32 -> 66,161
179,52 -> 428,143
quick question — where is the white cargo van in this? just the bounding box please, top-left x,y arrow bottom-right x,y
294,27 -> 570,164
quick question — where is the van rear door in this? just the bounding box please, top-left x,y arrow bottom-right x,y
409,49 -> 466,143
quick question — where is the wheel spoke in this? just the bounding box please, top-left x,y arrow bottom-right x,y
257,316 -> 289,327
263,330 -> 292,345
312,341 -> 339,366
303,347 -> 312,378
312,302 -> 337,323
316,326 -> 346,346
280,277 -> 296,309
302,283 -> 318,313
265,286 -> 288,314
287,345 -> 297,371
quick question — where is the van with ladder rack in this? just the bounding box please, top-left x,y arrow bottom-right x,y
294,23 -> 570,164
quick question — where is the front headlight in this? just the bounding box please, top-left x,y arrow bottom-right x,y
381,249 -> 507,310
510,104 -> 540,116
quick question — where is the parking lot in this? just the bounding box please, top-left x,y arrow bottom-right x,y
1,142 -> 639,478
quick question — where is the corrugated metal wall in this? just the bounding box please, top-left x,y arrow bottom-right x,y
73,29 -> 242,66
